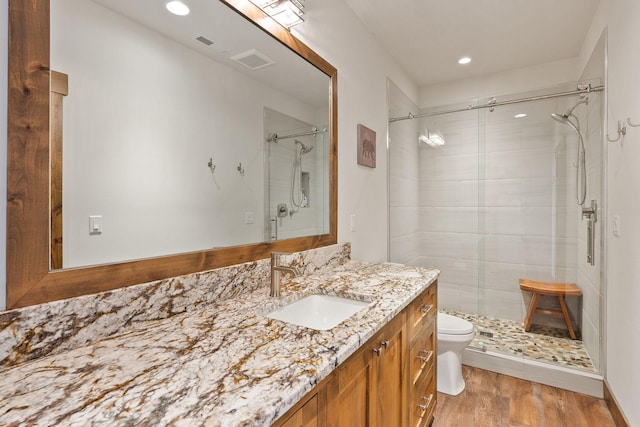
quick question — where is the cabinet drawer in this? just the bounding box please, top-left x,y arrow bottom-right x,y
409,320 -> 435,387
410,373 -> 436,427
408,283 -> 437,341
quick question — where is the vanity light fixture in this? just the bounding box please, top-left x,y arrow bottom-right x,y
252,0 -> 280,7
514,113 -> 528,118
166,0 -> 190,16
251,0 -> 305,29
458,56 -> 472,65
419,130 -> 446,147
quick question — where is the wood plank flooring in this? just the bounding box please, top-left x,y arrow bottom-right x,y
433,366 -> 615,427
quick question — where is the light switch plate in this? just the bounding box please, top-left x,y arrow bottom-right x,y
245,212 -> 255,224
612,215 -> 620,237
89,215 -> 103,235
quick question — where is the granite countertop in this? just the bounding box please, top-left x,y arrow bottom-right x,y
0,261 -> 438,426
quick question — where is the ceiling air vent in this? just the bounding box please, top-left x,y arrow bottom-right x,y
230,49 -> 276,70
195,35 -> 214,46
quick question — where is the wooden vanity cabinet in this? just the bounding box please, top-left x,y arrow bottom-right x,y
275,394 -> 321,427
407,282 -> 438,427
325,312 -> 406,426
273,281 -> 437,427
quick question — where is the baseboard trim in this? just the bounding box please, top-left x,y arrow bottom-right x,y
604,380 -> 630,427
462,347 -> 603,398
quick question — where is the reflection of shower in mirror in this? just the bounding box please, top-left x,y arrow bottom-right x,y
264,106 -> 329,241
289,140 -> 313,217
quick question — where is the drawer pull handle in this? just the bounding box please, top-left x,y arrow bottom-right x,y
380,340 -> 390,349
372,347 -> 382,356
417,350 -> 433,362
417,394 -> 433,411
419,304 -> 433,314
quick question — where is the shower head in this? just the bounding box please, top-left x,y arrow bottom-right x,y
551,113 -> 569,124
295,140 -> 313,154
551,97 -> 588,134
552,97 -> 588,124
551,112 -> 580,134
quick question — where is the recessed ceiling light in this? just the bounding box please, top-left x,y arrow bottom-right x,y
514,113 -> 527,118
458,56 -> 472,65
166,1 -> 190,16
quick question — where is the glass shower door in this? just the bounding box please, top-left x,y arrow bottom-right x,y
388,81 -> 603,374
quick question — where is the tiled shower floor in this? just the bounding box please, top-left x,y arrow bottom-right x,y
441,309 -> 595,372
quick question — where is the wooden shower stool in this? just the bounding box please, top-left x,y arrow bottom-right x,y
519,279 -> 582,340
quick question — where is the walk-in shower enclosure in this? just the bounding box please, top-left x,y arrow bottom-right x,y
388,80 -> 604,374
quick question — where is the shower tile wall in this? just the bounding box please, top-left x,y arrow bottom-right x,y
388,81 -> 421,265
391,97 -> 582,325
482,102 -> 580,325
415,110 -> 482,316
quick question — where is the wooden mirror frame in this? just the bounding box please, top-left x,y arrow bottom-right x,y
6,0 -> 338,309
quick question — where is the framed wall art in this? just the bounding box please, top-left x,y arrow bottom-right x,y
357,123 -> 376,168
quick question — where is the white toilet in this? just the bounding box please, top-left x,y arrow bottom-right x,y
437,312 -> 475,396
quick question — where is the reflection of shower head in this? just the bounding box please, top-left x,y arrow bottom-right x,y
295,140 -> 313,154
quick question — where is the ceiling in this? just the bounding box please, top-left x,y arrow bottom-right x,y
89,0 -> 329,107
344,0 -> 601,87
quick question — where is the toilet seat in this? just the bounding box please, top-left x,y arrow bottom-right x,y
438,312 -> 474,335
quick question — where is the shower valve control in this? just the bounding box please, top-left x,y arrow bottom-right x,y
581,200 -> 597,221
277,203 -> 288,218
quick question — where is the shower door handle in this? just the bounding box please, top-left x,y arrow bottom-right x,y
270,217 -> 277,241
582,200 -> 597,266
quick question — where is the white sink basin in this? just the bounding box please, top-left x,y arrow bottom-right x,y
267,294 -> 370,331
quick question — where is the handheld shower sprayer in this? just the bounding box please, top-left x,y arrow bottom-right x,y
289,140 -> 313,216
551,96 -> 589,205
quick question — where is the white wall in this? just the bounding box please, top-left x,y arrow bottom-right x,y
0,0 -> 7,311
574,0 -> 640,423
292,0 -> 418,263
598,0 -> 640,424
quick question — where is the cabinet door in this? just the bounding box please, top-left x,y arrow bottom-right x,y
373,313 -> 406,427
279,394 -> 318,427
326,345 -> 375,426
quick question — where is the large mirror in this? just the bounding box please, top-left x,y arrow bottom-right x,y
6,0 -> 337,309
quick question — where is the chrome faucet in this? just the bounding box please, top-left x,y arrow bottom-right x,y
270,252 -> 302,297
